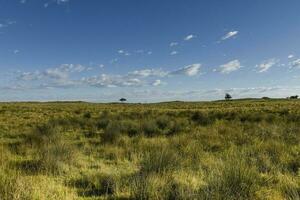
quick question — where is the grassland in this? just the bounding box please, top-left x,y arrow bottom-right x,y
0,99 -> 299,200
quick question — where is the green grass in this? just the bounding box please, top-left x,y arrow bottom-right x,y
0,99 -> 299,199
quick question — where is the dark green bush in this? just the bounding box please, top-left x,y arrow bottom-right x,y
83,112 -> 92,119
191,112 -> 215,126
142,120 -> 160,137
101,122 -> 122,143
121,120 -> 140,136
156,115 -> 170,129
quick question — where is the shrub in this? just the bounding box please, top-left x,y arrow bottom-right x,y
156,115 -> 170,130
121,120 -> 140,136
101,121 -> 122,144
142,120 -> 160,137
191,112 -> 215,126
83,112 -> 92,119
167,118 -> 188,135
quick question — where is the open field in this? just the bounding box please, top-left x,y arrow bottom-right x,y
0,99 -> 299,200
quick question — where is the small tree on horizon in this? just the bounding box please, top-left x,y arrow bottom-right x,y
225,93 -> 232,101
119,98 -> 127,103
290,95 -> 299,99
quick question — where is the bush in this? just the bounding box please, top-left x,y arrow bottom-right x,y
167,118 -> 188,135
156,115 -> 170,130
121,120 -> 140,136
101,122 -> 122,144
83,112 -> 92,119
142,120 -> 160,137
191,112 -> 215,126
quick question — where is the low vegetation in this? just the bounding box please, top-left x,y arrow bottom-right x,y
0,99 -> 299,199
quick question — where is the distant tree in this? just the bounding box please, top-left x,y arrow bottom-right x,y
262,97 -> 270,100
119,98 -> 127,103
225,93 -> 232,101
290,95 -> 299,99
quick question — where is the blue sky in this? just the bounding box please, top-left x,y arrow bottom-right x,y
1,0 -> 300,102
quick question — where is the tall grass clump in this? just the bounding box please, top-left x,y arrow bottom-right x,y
199,152 -> 262,200
26,121 -> 77,174
101,121 -> 122,144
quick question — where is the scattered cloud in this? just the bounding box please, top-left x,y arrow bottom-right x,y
170,42 -> 178,47
290,59 -> 300,69
14,62 -> 202,90
288,54 -> 294,59
82,74 -> 143,88
18,64 -> 88,83
57,0 -> 70,4
221,31 -> 238,40
129,69 -> 167,78
13,50 -> 20,54
152,79 -> 163,86
20,0 -> 26,4
170,51 -> 178,55
256,58 -> 279,73
170,64 -> 201,76
219,60 -> 241,74
0,20 -> 16,29
110,58 -> 118,64
184,34 -> 196,41
44,0 -> 70,8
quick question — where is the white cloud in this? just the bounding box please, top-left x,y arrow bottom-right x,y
256,58 -> 279,73
0,20 -> 16,29
118,49 -> 131,56
170,42 -> 178,47
184,34 -> 196,41
44,0 -> 70,8
82,74 -> 143,88
19,71 -> 43,81
147,51 -> 152,55
18,64 -> 88,83
56,0 -> 69,4
129,69 -> 167,77
221,31 -> 238,40
110,58 -> 118,64
170,51 -> 178,55
15,63 -> 202,90
13,50 -> 20,54
288,54 -> 294,59
170,63 -> 201,76
219,60 -> 241,74
152,80 -> 162,86
20,0 -> 26,4
290,59 -> 300,69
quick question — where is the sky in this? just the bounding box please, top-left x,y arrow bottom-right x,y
0,0 -> 300,102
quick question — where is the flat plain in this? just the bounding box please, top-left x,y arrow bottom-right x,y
0,99 -> 299,199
